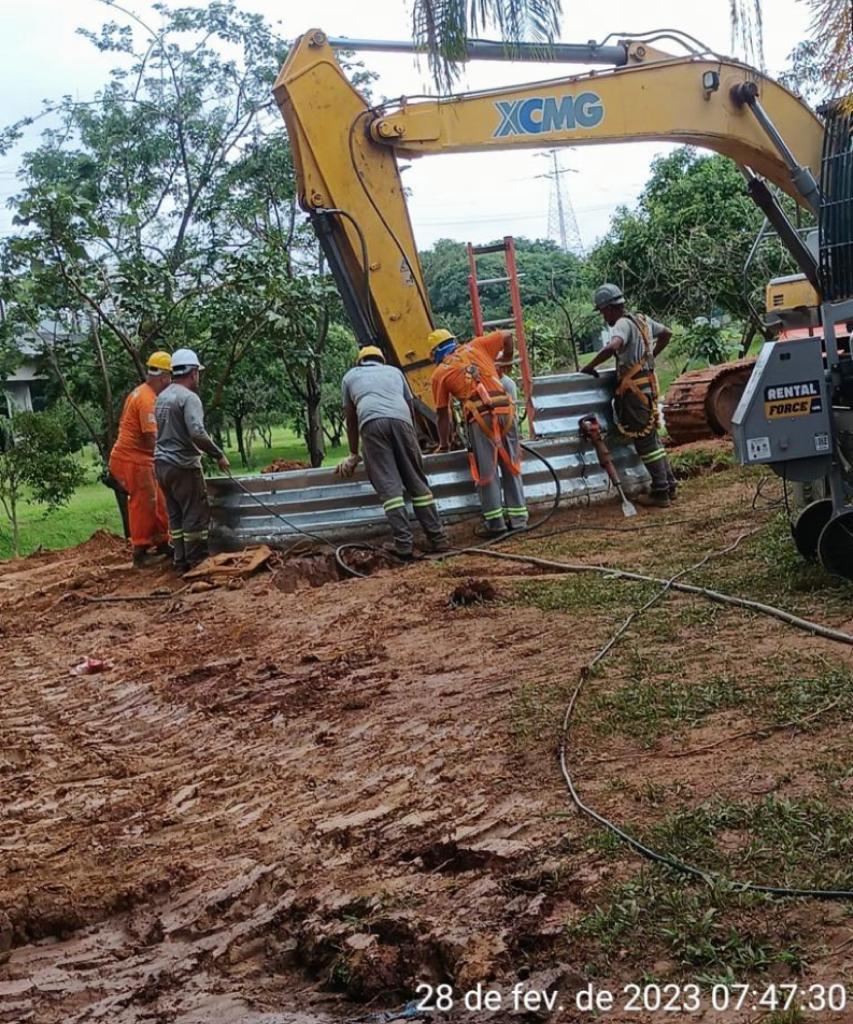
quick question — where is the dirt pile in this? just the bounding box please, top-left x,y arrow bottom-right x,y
448,578 -> 498,607
261,458 -> 312,474
2,472 -> 853,1022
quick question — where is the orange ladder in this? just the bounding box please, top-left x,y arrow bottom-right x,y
466,236 -> 536,437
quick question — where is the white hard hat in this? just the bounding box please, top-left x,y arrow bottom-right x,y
170,348 -> 204,375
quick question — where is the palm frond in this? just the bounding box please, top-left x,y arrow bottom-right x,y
729,0 -> 765,69
805,0 -> 852,101
411,0 -> 562,91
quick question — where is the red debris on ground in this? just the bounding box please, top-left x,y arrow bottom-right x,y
260,458 -> 311,474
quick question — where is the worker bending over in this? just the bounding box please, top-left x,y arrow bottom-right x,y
337,346 -> 449,558
108,352 -> 173,567
582,284 -> 677,507
154,348 -> 230,572
430,328 -> 527,535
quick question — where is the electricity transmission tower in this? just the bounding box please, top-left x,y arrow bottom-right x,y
538,150 -> 583,255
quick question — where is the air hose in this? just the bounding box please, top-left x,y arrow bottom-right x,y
222,438 -> 561,582
223,470 -> 364,579
333,440 -> 563,576
225,440 -> 560,581
460,541 -> 853,899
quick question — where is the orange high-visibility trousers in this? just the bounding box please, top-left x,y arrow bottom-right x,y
108,455 -> 169,548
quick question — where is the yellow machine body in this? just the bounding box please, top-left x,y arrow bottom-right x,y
274,30 -> 826,416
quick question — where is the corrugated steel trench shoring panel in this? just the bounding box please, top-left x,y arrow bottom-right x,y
208,371 -> 649,549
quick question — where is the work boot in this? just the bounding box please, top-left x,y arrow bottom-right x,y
474,523 -> 509,539
132,546 -> 153,568
636,491 -> 671,509
384,543 -> 415,562
154,542 -> 173,559
668,484 -> 679,502
426,535 -> 451,553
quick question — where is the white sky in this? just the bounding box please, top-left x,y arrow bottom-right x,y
0,0 -> 811,251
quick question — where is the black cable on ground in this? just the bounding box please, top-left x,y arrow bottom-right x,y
479,440 -> 562,542
463,540 -> 853,900
315,207 -> 381,341
231,450 -> 853,897
224,471 -> 365,579
334,440 -> 563,576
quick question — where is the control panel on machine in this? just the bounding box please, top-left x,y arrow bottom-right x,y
731,337 -> 833,481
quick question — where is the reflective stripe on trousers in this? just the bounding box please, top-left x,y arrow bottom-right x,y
361,417 -> 447,553
468,414 -> 527,531
154,462 -> 210,566
634,430 -> 676,494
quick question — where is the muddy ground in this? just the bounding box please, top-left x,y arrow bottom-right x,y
2,456 -> 853,1023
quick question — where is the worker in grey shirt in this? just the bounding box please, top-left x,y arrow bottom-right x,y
154,348 -> 230,571
581,283 -> 677,507
336,345 -> 449,558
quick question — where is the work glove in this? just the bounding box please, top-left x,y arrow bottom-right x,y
580,365 -> 600,377
336,452 -> 360,478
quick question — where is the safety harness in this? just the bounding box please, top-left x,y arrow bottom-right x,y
444,346 -> 521,486
613,313 -> 660,440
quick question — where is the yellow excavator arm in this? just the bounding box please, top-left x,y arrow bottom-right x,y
369,60 -> 823,194
273,29 -> 828,418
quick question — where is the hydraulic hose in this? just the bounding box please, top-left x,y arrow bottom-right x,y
223,439 -> 559,583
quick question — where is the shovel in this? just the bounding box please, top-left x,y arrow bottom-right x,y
615,482 -> 637,518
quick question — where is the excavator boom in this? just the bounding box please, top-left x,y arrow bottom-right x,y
273,29 -> 828,417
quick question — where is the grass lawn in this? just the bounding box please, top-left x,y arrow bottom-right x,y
217,425 -> 348,475
0,426 -> 347,561
0,357 -> 734,562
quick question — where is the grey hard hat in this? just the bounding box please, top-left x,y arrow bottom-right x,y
593,283 -> 625,309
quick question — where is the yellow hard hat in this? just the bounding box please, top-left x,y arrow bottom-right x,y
356,345 -> 385,363
427,328 -> 455,350
146,351 -> 172,372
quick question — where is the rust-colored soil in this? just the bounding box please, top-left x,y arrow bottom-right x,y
261,458 -> 312,474
2,470 -> 853,1023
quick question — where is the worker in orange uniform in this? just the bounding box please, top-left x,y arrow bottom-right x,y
429,327 -> 527,536
108,352 -> 172,567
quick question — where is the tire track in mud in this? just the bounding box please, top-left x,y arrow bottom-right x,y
1,552 -> 583,1022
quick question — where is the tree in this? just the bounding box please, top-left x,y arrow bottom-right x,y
0,409 -> 85,557
269,270 -> 340,467
421,237 -> 582,334
779,40 -> 828,105
411,0 -> 561,90
792,0 -> 851,102
420,236 -> 595,374
321,323 -> 359,450
0,2 -> 307,469
407,0 -> 773,92
587,147 -> 796,327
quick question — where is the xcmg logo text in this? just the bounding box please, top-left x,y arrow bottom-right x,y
494,93 -> 604,137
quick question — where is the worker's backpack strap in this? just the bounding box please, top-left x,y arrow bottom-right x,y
613,314 -> 660,440
445,345 -> 520,485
